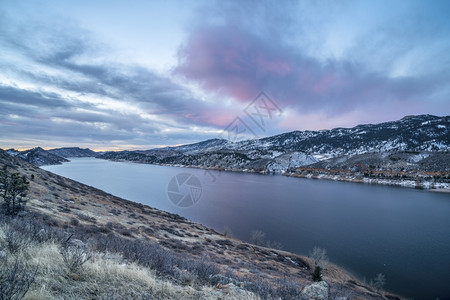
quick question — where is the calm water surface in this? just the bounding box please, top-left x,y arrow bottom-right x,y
43,158 -> 450,300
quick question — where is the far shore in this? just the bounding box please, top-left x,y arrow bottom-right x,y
93,156 -> 450,193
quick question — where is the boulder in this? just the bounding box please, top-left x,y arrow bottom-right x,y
301,281 -> 329,300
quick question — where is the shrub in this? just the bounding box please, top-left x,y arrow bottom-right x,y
189,256 -> 220,282
59,236 -> 92,273
4,229 -> 30,253
312,266 -> 322,282
0,257 -> 37,300
371,273 -> 386,291
250,230 -> 266,246
309,246 -> 328,269
222,226 -> 233,237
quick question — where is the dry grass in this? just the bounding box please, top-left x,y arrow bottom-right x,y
0,223 -> 258,300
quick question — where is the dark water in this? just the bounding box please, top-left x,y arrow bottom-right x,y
43,158 -> 450,300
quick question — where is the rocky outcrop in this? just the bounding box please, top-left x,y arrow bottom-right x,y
301,281 -> 329,300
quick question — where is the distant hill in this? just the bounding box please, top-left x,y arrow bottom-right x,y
48,147 -> 97,158
11,147 -> 69,166
4,147 -> 97,166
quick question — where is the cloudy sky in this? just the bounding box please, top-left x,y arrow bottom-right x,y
1,0 -> 449,150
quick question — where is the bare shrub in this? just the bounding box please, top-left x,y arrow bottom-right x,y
271,278 -> 302,299
309,246 -> 328,269
265,240 -> 283,250
250,230 -> 266,246
5,229 -> 30,253
244,276 -> 272,299
6,216 -> 58,244
189,256 -> 220,282
222,225 -> 233,237
0,257 -> 37,300
371,273 -> 386,291
59,236 -> 92,273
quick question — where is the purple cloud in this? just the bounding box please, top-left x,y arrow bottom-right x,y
174,23 -> 448,125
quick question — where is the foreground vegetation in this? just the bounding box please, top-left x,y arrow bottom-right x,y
0,212 -> 313,299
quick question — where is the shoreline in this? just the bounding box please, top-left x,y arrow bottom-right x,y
283,171 -> 450,192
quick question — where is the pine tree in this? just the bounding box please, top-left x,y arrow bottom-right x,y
0,166 -> 29,215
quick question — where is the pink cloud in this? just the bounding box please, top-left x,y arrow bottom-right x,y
174,23 -> 446,129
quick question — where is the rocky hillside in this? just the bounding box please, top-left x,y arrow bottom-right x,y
0,149 -> 398,299
98,114 -> 449,174
8,147 -> 69,166
6,147 -> 97,166
240,114 -> 449,157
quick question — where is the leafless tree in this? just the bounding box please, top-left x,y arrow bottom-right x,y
250,230 -> 266,246
223,226 -> 233,237
372,273 -> 386,291
309,246 -> 328,269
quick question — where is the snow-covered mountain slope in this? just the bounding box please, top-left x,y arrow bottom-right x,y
99,115 -> 449,173
266,152 -> 318,173
231,114 -> 449,157
308,151 -> 450,172
157,138 -> 231,154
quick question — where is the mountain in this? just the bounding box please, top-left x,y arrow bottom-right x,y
99,114 -> 449,174
13,147 -> 69,166
5,147 -> 96,166
157,138 -> 230,153
48,147 -> 97,158
230,114 -> 449,157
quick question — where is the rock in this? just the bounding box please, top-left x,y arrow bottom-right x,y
212,282 -> 256,299
69,239 -> 86,247
0,250 -> 6,259
301,281 -> 329,300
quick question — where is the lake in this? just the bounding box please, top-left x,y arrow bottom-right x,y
42,158 -> 450,299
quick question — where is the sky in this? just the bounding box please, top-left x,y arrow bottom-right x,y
0,0 -> 449,150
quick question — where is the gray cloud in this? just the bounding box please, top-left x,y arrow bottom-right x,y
1,1 -> 448,150
174,0 -> 450,122
0,85 -> 73,109
0,11 -> 233,149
